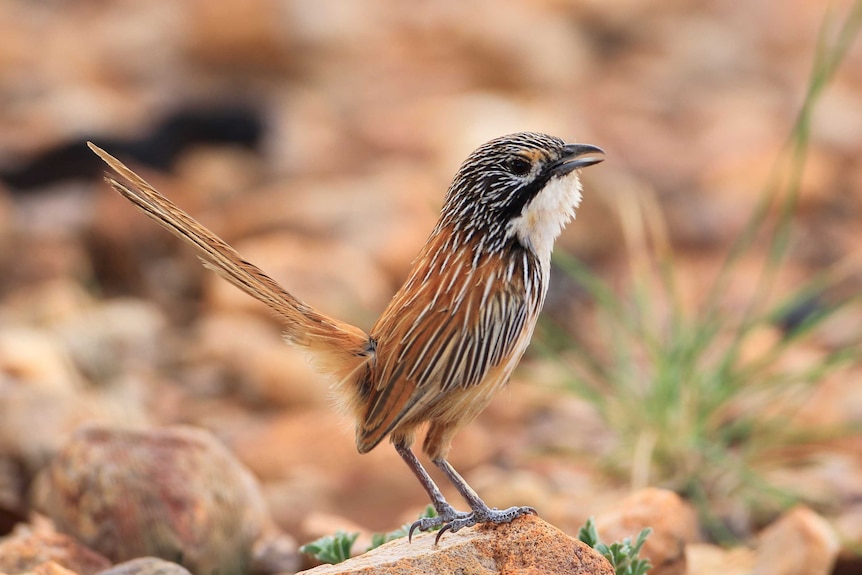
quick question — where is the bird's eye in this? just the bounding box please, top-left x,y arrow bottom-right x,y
506,157 -> 532,176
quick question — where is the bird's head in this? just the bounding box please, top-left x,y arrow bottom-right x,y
439,132 -> 604,260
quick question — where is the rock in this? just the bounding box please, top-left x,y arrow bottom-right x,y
300,515 -> 612,575
0,234 -> 92,290
453,466 -> 556,527
181,0 -> 292,71
0,302 -> 155,474
596,488 -> 700,575
33,425 -> 292,575
0,457 -> 27,535
189,312 -> 329,408
51,298 -> 167,384
791,370 -> 862,428
685,543 -> 756,575
0,387 -> 121,475
33,561 -> 82,575
96,557 -> 192,575
228,409 -> 423,534
832,499 -> 862,572
0,524 -> 111,575
751,506 -> 839,575
248,525 -> 302,574
0,326 -> 84,394
1,279 -> 96,327
0,185 -> 12,238
521,463 -> 626,538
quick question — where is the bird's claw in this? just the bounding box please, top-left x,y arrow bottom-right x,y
408,515 -> 441,542
408,508 -> 471,543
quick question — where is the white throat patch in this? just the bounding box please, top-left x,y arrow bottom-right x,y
505,172 -> 583,265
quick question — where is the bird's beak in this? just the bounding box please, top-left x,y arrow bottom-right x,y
549,143 -> 605,177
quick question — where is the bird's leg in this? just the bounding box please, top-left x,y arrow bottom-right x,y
431,458 -> 535,539
393,441 -> 471,541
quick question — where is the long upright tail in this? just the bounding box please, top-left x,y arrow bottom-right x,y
88,143 -> 373,387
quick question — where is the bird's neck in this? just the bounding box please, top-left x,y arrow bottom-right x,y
504,173 -> 583,268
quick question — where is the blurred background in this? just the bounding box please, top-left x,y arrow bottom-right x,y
1,0 -> 861,568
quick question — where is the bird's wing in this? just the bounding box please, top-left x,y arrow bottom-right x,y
355,239 -> 539,452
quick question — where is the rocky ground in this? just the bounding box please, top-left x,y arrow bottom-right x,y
0,1 -> 861,574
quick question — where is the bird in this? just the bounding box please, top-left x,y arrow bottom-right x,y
88,132 -> 603,542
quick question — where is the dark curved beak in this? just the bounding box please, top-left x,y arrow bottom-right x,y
549,143 -> 605,177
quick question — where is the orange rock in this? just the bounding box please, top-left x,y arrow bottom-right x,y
596,488 -> 700,575
181,0 -> 291,70
228,409 -> 431,533
686,542 -> 756,575
0,386 -> 122,475
301,515 -> 612,575
98,558 -> 192,575
752,506 -> 839,575
33,561 -> 81,575
0,457 -> 26,531
0,525 -> 110,575
190,312 -> 329,408
33,425 -> 295,575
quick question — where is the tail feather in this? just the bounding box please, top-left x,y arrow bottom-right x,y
88,142 -> 373,388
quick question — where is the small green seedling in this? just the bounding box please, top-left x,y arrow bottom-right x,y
578,517 -> 652,575
300,506 -> 439,564
299,530 -> 359,565
368,505 -> 440,551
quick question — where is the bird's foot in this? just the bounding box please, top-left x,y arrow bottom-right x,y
408,505 -> 471,543
431,505 -> 536,544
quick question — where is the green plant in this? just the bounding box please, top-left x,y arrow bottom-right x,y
540,2 -> 862,541
367,505 -> 440,550
300,506 -> 439,564
300,530 -> 358,565
578,518 -> 651,575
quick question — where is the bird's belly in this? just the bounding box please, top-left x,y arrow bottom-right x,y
421,335 -> 529,427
